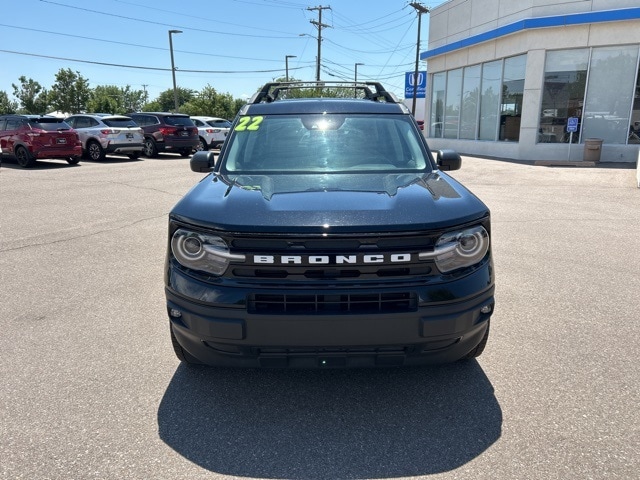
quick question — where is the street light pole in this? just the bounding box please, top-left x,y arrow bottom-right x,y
285,55 -> 297,82
354,63 -> 364,82
409,2 -> 429,116
354,63 -> 364,97
168,29 -> 182,112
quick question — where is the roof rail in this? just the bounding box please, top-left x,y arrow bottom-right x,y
249,81 -> 400,104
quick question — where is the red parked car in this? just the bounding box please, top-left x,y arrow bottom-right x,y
0,115 -> 82,168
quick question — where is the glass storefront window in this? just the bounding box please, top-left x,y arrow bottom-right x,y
582,45 -> 639,144
479,60 -> 502,140
460,64 -> 481,140
631,62 -> 640,145
499,55 -> 526,142
444,68 -> 462,138
430,72 -> 446,138
538,49 -> 589,143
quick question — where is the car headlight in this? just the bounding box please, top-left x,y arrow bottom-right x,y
420,226 -> 489,273
171,229 -> 244,275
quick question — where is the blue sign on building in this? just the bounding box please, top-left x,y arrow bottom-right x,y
567,117 -> 579,132
405,71 -> 427,99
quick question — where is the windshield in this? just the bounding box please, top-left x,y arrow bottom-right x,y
28,119 -> 72,131
206,119 -> 232,128
222,114 -> 429,173
103,118 -> 138,128
165,116 -> 195,127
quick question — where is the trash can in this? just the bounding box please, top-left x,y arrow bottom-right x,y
584,138 -> 603,162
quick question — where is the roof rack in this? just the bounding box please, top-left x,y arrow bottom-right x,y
249,81 -> 400,105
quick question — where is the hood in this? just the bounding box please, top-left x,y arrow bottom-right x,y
170,172 -> 489,233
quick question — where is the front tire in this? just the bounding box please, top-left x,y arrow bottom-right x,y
143,138 -> 158,158
15,146 -> 35,168
67,156 -> 81,165
127,152 -> 141,160
179,148 -> 192,157
87,140 -> 106,161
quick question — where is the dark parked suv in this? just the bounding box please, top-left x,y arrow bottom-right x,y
0,115 -> 82,168
127,112 -> 198,158
165,81 -> 495,368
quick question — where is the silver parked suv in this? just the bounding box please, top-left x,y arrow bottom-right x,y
65,114 -> 144,161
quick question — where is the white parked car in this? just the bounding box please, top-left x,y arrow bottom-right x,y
190,116 -> 232,151
64,114 -> 144,161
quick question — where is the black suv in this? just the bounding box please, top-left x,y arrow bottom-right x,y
127,112 -> 198,157
164,82 -> 495,368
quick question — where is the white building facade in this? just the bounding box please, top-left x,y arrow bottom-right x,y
423,0 -> 640,163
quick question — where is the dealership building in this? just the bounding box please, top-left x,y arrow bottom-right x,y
422,0 -> 640,163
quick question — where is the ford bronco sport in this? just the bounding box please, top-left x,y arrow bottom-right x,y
164,81 -> 495,368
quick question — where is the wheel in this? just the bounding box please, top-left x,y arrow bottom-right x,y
196,137 -> 208,151
179,148 -> 192,157
87,140 -> 106,161
143,138 -> 158,157
170,324 -> 200,364
15,146 -> 35,168
463,320 -> 490,359
127,152 -> 141,160
67,156 -> 81,165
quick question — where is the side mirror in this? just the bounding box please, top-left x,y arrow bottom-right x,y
190,151 -> 216,172
436,149 -> 461,171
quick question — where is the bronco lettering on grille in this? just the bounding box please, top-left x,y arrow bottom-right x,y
253,254 -> 412,265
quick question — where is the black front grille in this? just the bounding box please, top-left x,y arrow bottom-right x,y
248,291 -> 417,314
227,232 -> 439,281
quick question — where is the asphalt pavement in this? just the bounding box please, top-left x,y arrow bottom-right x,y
0,154 -> 638,479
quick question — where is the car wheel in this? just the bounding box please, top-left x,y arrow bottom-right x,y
127,152 -> 141,160
196,137 -> 208,151
170,324 -> 200,364
15,146 -> 35,168
87,140 -> 106,161
463,320 -> 490,359
67,156 -> 81,165
143,138 -> 158,157
179,148 -> 192,157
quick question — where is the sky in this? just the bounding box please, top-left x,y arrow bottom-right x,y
0,0 -> 448,105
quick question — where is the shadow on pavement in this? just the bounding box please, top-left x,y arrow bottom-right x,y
158,362 -> 501,479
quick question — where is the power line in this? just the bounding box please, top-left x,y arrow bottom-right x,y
0,49 -> 305,74
39,0 -> 300,39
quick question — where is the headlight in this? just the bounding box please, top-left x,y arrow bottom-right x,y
171,229 -> 244,275
420,226 -> 489,273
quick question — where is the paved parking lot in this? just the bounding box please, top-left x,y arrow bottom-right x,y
1,154 -> 639,479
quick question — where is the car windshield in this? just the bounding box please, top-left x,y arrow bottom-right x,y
165,116 -> 194,126
222,114 -> 429,173
28,118 -> 71,131
102,118 -> 137,128
207,120 -> 232,128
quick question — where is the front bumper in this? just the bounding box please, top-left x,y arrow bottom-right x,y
165,264 -> 495,368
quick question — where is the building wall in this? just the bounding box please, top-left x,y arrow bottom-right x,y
424,0 -> 640,162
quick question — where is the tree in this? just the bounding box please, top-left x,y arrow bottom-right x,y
180,85 -> 240,118
49,68 -> 91,114
12,76 -> 48,114
150,87 -> 195,112
0,91 -> 18,114
86,85 -> 145,114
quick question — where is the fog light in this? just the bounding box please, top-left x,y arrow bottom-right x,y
169,308 -> 182,318
480,305 -> 492,314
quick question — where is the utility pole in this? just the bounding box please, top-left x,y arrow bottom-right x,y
409,2 -> 429,116
307,6 -> 331,82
